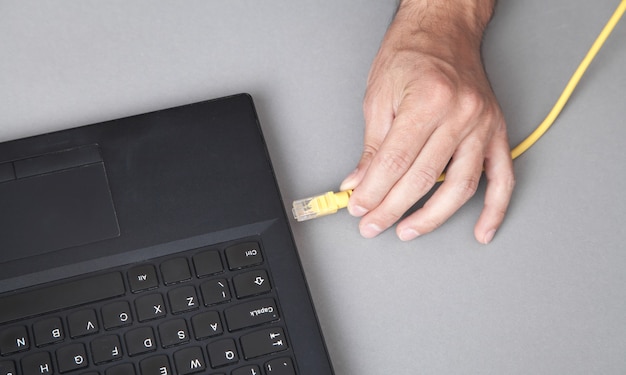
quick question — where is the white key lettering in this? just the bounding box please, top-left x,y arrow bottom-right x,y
39,363 -> 50,374
190,358 -> 202,369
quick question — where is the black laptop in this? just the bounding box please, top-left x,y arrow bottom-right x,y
0,94 -> 334,375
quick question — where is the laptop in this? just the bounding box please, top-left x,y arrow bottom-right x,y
0,94 -> 334,375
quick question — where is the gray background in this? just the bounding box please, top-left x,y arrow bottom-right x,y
1,1 -> 625,374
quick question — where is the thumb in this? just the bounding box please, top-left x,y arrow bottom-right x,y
340,145 -> 377,191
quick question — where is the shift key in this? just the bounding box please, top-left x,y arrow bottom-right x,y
224,298 -> 279,331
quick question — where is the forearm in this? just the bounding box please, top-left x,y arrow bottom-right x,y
392,0 -> 496,51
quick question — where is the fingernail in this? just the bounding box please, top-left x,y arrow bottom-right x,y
360,223 -> 383,238
349,204 -> 369,217
483,229 -> 496,244
399,228 -> 420,241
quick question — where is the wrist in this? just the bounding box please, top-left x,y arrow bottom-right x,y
390,0 -> 495,52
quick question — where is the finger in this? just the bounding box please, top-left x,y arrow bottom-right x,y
340,84 -> 395,192
347,95 -> 441,217
474,125 -> 515,244
393,136 -> 485,241
340,144 -> 377,192
356,124 -> 462,238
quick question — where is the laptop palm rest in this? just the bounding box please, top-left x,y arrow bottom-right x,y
0,145 -> 119,263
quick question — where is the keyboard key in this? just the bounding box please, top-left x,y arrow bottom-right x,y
207,339 -> 239,368
265,357 -> 296,375
0,360 -> 16,375
200,279 -> 231,306
232,365 -> 262,375
160,258 -> 192,285
224,298 -> 279,331
225,242 -> 263,270
140,355 -> 172,375
21,351 -> 53,374
128,264 -> 159,292
67,309 -> 99,338
105,362 -> 136,375
125,327 -> 157,357
90,335 -> 123,364
0,326 -> 29,355
135,293 -> 167,321
102,301 -> 133,330
0,272 -> 125,325
33,317 -> 65,347
241,327 -> 288,359
56,342 -> 89,372
174,346 -> 206,374
233,269 -> 271,298
0,244 -> 297,375
191,311 -> 223,339
158,319 -> 190,348
168,285 -> 199,313
192,250 -> 223,277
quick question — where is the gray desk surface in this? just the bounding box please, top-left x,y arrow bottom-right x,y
1,1 -> 625,373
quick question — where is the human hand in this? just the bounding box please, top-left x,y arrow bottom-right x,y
340,0 -> 515,244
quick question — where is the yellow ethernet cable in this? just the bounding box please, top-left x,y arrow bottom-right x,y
292,190 -> 352,221
511,0 -> 626,159
292,0 -> 625,222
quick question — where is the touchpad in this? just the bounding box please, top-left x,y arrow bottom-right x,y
0,145 -> 120,263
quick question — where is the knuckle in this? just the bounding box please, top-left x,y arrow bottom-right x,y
363,82 -> 386,115
501,172 -> 516,193
485,173 -> 516,217
362,93 -> 375,115
454,175 -> 480,201
420,216 -> 445,234
378,210 -> 404,228
427,75 -> 455,106
407,165 -> 440,191
360,144 -> 378,164
458,88 -> 486,117
491,168 -> 516,193
377,149 -> 415,176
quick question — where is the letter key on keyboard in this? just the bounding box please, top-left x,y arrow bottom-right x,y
0,240 -> 298,374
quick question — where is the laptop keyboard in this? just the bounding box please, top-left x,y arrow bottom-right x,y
0,239 -> 297,375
